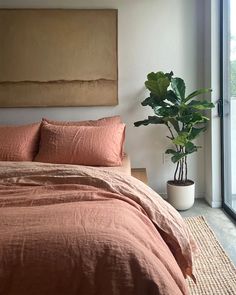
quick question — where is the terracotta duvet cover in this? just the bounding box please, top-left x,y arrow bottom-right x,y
0,162 -> 196,295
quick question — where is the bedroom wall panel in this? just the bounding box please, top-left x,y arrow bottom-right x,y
0,0 -> 206,198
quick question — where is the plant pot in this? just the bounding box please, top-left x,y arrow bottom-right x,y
167,180 -> 195,211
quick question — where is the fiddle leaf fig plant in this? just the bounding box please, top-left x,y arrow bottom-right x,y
134,71 -> 214,184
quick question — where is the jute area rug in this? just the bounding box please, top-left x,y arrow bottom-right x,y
185,216 -> 236,294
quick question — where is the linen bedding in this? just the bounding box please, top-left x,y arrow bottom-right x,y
0,161 -> 196,295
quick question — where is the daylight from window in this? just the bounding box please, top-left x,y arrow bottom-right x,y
231,0 -> 236,94
231,0 -> 236,203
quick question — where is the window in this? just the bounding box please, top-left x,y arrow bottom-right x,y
222,0 -> 236,219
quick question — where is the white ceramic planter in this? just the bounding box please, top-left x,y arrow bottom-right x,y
167,180 -> 195,211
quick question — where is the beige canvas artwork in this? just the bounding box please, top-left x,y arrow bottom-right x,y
0,9 -> 118,107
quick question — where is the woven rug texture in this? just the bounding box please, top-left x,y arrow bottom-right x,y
185,216 -> 236,294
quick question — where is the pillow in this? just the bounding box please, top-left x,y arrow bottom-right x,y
35,122 -> 126,166
42,115 -> 121,126
0,123 -> 41,161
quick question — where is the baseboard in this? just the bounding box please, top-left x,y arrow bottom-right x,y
205,197 -> 222,208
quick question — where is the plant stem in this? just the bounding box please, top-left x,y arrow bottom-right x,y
166,123 -> 175,140
166,122 -> 181,182
174,161 -> 179,181
185,156 -> 188,181
178,151 -> 182,182
166,123 -> 179,150
178,164 -> 181,182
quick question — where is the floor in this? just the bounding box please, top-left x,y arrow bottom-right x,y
180,199 -> 236,266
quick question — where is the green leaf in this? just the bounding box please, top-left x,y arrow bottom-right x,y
147,71 -> 173,82
147,72 -> 158,81
171,152 -> 186,163
164,90 -> 180,104
141,95 -> 157,108
165,149 -> 177,155
145,78 -> 170,97
172,132 -> 189,146
187,99 -> 215,110
141,96 -> 154,107
201,116 -> 210,121
142,93 -> 170,109
155,106 -> 179,117
171,77 -> 186,100
134,116 -> 165,127
185,142 -> 198,154
165,71 -> 174,81
165,149 -> 187,163
185,88 -> 212,102
177,112 -> 207,125
188,127 -> 206,140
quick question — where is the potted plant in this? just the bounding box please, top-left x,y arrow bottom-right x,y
134,71 -> 214,210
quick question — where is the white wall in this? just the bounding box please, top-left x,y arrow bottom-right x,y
0,0 -> 206,197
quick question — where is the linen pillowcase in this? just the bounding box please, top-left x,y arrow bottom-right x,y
35,123 -> 126,166
42,115 -> 121,127
0,123 -> 41,161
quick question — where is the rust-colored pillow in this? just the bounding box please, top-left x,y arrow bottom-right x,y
35,122 -> 126,166
42,116 -> 122,126
0,123 -> 41,161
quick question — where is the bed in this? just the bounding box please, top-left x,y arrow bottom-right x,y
0,117 -> 196,295
0,160 -> 196,295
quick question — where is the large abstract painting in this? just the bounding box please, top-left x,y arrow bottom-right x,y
0,9 -> 118,107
